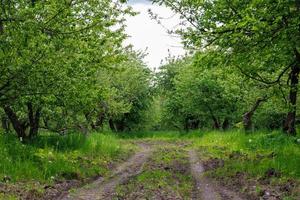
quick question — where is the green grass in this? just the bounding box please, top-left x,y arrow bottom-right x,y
118,129 -> 300,180
118,130 -> 203,139
192,130 -> 300,179
121,130 -> 300,198
0,132 -> 134,183
1,129 -> 299,199
115,144 -> 193,199
0,193 -> 17,200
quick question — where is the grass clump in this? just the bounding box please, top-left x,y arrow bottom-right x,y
191,130 -> 300,199
115,144 -> 193,199
192,130 -> 300,179
0,132 -> 134,183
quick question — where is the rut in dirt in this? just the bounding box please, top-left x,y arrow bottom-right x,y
59,143 -> 153,200
59,142 -> 244,200
189,149 -> 243,200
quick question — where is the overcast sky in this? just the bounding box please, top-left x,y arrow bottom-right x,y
125,0 -> 186,70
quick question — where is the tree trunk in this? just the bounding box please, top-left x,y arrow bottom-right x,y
207,106 -> 220,129
243,97 -> 266,131
94,112 -> 105,130
27,102 -> 41,138
184,117 -> 190,132
283,51 -> 300,135
184,116 -> 200,131
222,118 -> 229,130
3,106 -> 27,139
0,20 -> 3,34
43,117 -> 50,129
115,119 -> 126,132
212,116 -> 220,129
84,112 -> 95,130
109,119 -> 116,132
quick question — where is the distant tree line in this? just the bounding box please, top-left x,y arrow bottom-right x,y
153,0 -> 300,135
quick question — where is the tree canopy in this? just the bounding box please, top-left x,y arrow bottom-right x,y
1,0 -> 300,139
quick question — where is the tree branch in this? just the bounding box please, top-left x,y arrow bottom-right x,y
236,62 -> 294,85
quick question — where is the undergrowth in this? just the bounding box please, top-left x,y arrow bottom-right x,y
0,132 -> 134,183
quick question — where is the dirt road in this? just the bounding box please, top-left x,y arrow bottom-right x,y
59,141 -> 243,200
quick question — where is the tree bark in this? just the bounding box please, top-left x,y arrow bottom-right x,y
222,118 -> 229,130
208,106 -> 220,129
0,20 -> 3,34
243,97 -> 266,131
109,119 -> 116,132
184,117 -> 190,132
184,116 -> 200,131
212,116 -> 220,129
3,106 -> 27,139
27,102 -> 41,138
115,119 -> 126,132
283,51 -> 300,135
84,112 -> 95,130
94,112 -> 105,129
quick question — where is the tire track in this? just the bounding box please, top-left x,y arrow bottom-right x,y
189,149 -> 243,200
59,143 -> 153,200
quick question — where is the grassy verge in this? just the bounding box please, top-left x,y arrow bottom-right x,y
0,132 -> 135,199
120,130 -> 300,199
192,130 -> 300,199
114,143 -> 193,199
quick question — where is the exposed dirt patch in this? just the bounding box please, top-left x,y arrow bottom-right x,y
113,144 -> 193,200
202,158 -> 225,171
208,170 -> 300,200
3,140 -> 298,200
0,180 -> 82,200
189,150 -> 244,200
59,142 -> 153,200
196,146 -> 300,200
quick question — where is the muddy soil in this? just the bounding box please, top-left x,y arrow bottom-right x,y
113,144 -> 193,200
59,141 -> 246,200
59,142 -> 153,200
189,150 -> 243,200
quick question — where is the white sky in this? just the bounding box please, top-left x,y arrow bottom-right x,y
125,0 -> 186,70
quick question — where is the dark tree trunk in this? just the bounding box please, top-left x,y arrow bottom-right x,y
91,101 -> 108,130
283,51 -> 300,135
222,118 -> 229,130
3,106 -> 27,139
109,119 -> 116,132
0,20 -> 3,34
94,112 -> 105,130
212,116 -> 220,129
207,106 -> 220,129
184,116 -> 200,131
115,120 -> 126,132
27,102 -> 41,138
243,97 -> 266,131
184,117 -> 189,132
43,117 -> 49,129
84,112 -> 95,130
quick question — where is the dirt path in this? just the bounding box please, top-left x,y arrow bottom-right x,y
59,142 -> 153,200
59,141 -> 244,200
189,149 -> 243,200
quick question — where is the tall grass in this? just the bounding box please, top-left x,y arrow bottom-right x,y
192,130 -> 300,179
0,132 -> 132,182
